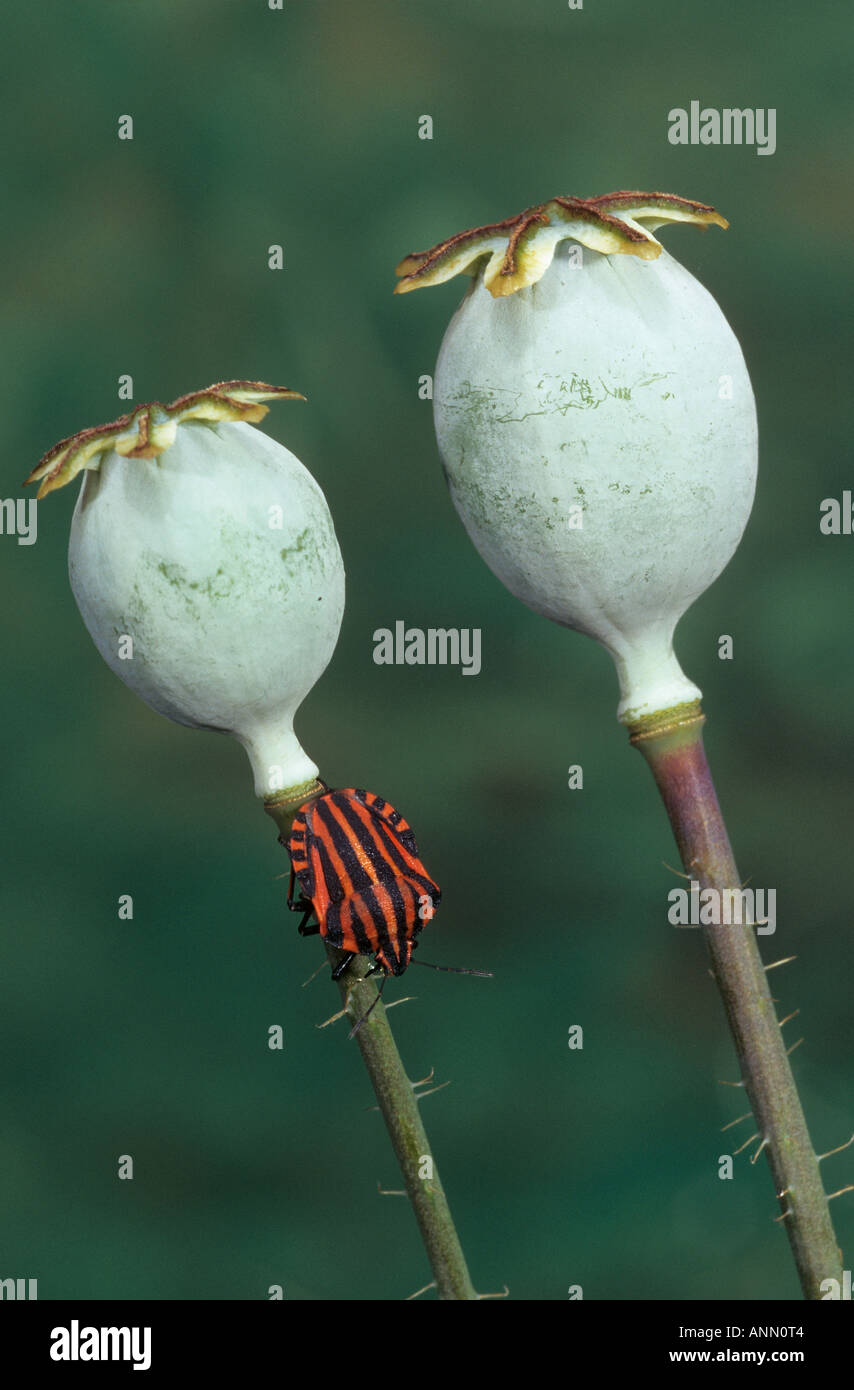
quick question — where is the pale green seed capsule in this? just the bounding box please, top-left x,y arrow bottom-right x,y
398,193 -> 758,723
28,382 -> 345,796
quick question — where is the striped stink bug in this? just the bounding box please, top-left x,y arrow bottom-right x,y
286,786 -> 440,978
285,785 -> 490,1034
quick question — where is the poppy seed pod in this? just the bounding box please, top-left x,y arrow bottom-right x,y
396,192 -> 758,723
26,382 -> 345,797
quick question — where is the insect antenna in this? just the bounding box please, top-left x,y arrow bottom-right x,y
348,974 -> 388,1040
410,960 -> 493,978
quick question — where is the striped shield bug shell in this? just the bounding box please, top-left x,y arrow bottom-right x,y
286,787 -> 441,977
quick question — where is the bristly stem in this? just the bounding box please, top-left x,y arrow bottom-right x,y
629,703 -> 843,1299
325,943 -> 477,1299
265,789 -> 479,1301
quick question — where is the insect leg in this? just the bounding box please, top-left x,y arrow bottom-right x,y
286,867 -> 311,912
349,975 -> 388,1039
331,952 -> 356,981
286,867 -> 318,933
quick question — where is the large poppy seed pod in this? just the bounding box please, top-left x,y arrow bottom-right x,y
26,381 -> 345,797
396,192 -> 758,723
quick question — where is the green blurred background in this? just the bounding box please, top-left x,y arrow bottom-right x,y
2,0 -> 852,1300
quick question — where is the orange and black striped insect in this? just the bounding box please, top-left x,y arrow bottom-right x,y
286,786 -> 440,976
286,785 -> 490,1034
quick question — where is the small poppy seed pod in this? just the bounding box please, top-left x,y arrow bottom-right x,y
396,192 -> 758,723
25,382 -> 345,797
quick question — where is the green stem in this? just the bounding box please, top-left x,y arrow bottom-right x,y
327,944 -> 477,1299
264,785 -> 478,1301
629,702 -> 842,1299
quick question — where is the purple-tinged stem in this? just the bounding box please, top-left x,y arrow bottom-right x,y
629,702 -> 842,1299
